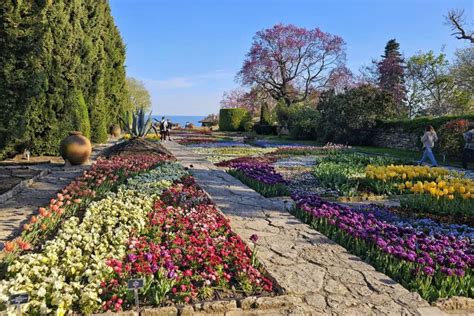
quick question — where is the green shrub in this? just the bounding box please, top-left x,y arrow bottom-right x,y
437,119 -> 472,158
240,111 -> 254,132
70,90 -> 91,139
253,124 -> 277,135
287,105 -> 321,139
259,103 -> 272,125
219,108 -> 249,131
317,85 -> 396,144
377,114 -> 474,133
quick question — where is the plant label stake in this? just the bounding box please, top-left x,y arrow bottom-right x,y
127,278 -> 144,310
9,293 -> 29,316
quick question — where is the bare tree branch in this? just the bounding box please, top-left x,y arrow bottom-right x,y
446,9 -> 474,43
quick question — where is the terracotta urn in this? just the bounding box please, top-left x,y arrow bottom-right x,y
60,131 -> 92,165
110,125 -> 121,137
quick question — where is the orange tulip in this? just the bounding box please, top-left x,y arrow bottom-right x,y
4,241 -> 16,252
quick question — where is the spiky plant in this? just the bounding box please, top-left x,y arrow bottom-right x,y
120,108 -> 156,138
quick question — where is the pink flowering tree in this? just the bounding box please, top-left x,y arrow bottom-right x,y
237,23 -> 346,106
219,89 -> 258,113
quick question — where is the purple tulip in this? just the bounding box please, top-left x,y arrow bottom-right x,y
250,234 -> 259,243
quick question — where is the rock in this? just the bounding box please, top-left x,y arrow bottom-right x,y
239,297 -> 257,310
435,296 -> 474,312
141,306 -> 178,316
202,300 -> 237,313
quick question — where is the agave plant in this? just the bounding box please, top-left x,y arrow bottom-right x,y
120,108 -> 157,138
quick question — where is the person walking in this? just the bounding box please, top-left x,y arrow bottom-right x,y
418,125 -> 438,167
159,116 -> 167,141
462,124 -> 474,170
166,118 -> 172,141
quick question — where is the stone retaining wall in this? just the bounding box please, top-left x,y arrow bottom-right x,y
370,127 -> 421,151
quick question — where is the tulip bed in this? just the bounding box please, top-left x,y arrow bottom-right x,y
0,161 -> 272,314
364,165 -> 474,219
192,147 -> 276,164
215,155 -> 278,168
291,193 -> 473,302
100,176 -> 273,312
1,155 -> 167,263
227,162 -> 289,197
273,143 -> 351,156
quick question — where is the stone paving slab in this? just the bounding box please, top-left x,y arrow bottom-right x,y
162,141 -> 446,316
0,141 -> 115,246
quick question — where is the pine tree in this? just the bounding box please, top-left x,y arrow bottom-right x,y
377,39 -> 408,117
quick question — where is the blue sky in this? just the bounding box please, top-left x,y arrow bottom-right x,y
109,0 -> 473,116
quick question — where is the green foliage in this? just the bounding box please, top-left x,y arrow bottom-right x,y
70,90 -> 91,139
377,114 -> 474,134
406,51 -> 471,116
240,112 -> 254,132
400,194 -> 474,218
437,119 -> 472,158
317,85 -> 396,144
120,108 -> 154,138
219,108 -> 249,131
259,103 -> 271,125
312,152 -> 412,196
287,104 -> 321,139
228,169 -> 289,197
0,0 -> 127,156
126,77 -> 152,111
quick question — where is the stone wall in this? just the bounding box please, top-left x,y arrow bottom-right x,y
370,127 -> 421,151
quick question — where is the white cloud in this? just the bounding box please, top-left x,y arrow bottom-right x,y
136,69 -> 237,115
142,69 -> 233,91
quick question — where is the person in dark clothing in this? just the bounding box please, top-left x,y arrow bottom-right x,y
159,116 -> 166,141
165,118 -> 172,141
462,124 -> 474,170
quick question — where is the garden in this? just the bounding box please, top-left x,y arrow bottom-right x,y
176,130 -> 473,304
0,140 -> 274,315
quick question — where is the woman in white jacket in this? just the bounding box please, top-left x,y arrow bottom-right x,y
418,125 -> 438,167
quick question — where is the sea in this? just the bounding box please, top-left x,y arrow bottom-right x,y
152,115 -> 206,128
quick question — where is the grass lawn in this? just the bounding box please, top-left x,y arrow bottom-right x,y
252,134 -> 464,168
354,146 -> 463,168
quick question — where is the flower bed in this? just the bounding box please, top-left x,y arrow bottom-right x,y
354,204 -> 474,241
312,153 -> 414,196
228,162 -> 289,197
0,162 -> 184,314
273,143 -> 351,156
291,192 -> 473,302
176,137 -> 220,145
1,155 -> 166,262
215,156 -> 278,168
100,176 -> 273,311
0,162 -> 273,314
192,147 -> 275,164
364,165 -> 454,195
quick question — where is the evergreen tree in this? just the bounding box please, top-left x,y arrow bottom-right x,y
0,0 -> 128,156
377,39 -> 408,116
259,103 -> 271,125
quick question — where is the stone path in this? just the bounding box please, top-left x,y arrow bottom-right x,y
163,141 -> 445,316
0,141 -> 114,246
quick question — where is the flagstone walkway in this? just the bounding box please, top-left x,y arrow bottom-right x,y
0,141 -> 115,247
162,141 -> 446,316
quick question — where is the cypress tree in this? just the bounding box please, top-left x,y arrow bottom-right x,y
0,0 -> 128,156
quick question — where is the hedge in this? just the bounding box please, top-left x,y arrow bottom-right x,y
219,108 -> 249,131
376,114 -> 474,133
